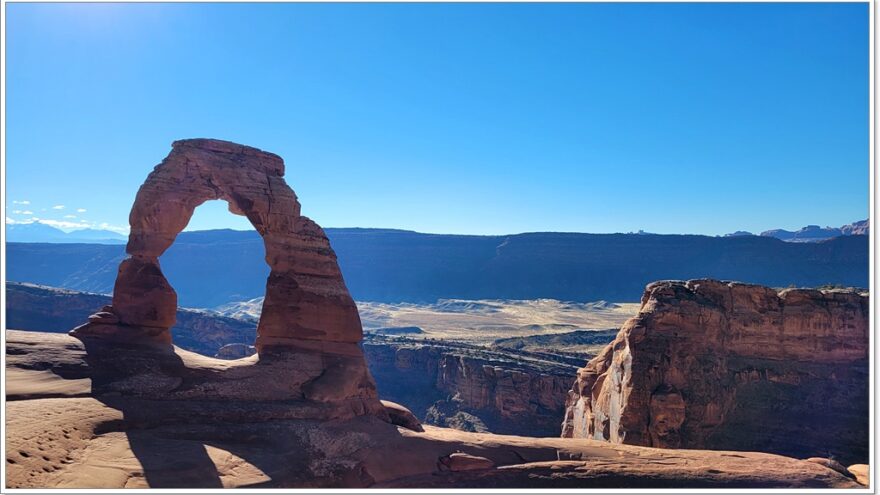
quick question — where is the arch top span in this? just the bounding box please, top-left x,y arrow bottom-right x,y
126,138 -> 295,257
71,138 -> 363,352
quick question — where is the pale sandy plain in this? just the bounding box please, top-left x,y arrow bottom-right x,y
216,297 -> 640,343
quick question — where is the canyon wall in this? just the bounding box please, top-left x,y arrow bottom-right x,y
364,336 -> 576,436
561,279 -> 869,465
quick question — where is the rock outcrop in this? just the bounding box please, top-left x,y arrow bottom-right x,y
562,279 -> 869,466
66,139 -> 381,414
70,138 -> 361,351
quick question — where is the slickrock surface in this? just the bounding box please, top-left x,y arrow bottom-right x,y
562,279 -> 869,466
66,139 -> 380,411
6,330 -> 861,489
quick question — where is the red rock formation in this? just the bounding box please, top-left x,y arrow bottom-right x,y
381,400 -> 424,432
71,139 -> 361,352
364,337 -> 575,436
561,279 -> 869,465
68,139 -> 380,410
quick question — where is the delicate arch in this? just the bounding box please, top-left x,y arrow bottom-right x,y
73,139 -> 362,352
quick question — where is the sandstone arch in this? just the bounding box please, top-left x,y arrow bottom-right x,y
71,138 -> 363,353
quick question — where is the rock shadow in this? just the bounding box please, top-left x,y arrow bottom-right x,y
81,338 -> 224,488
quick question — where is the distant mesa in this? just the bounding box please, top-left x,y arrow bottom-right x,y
840,219 -> 869,236
724,230 -> 754,237
753,219 -> 868,243
7,225 -> 868,307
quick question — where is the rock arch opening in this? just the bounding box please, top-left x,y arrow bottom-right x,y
71,139 -> 364,355
159,199 -> 269,310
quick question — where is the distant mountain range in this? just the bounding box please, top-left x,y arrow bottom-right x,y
6,227 -> 868,306
6,222 -> 126,244
725,219 -> 868,243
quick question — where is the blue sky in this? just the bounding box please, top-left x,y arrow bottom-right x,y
5,3 -> 869,236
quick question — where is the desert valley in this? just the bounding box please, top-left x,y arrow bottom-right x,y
3,139 -> 870,489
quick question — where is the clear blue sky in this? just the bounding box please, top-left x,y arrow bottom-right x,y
5,3 -> 869,236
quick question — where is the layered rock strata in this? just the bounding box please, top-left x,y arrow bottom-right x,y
364,336 -> 577,436
66,139 -> 380,412
70,139 -> 361,350
562,279 -> 869,465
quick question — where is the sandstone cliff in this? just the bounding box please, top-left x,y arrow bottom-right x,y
364,336 -> 576,436
562,279 -> 869,465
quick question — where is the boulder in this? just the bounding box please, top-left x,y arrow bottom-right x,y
439,452 -> 495,472
804,457 -> 849,477
381,400 -> 424,432
847,464 -> 869,486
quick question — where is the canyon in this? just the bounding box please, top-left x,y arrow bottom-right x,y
364,336 -> 577,437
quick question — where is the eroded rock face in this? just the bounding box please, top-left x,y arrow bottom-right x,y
67,139 -> 380,410
71,139 -> 361,351
364,336 -> 576,436
561,279 -> 869,465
